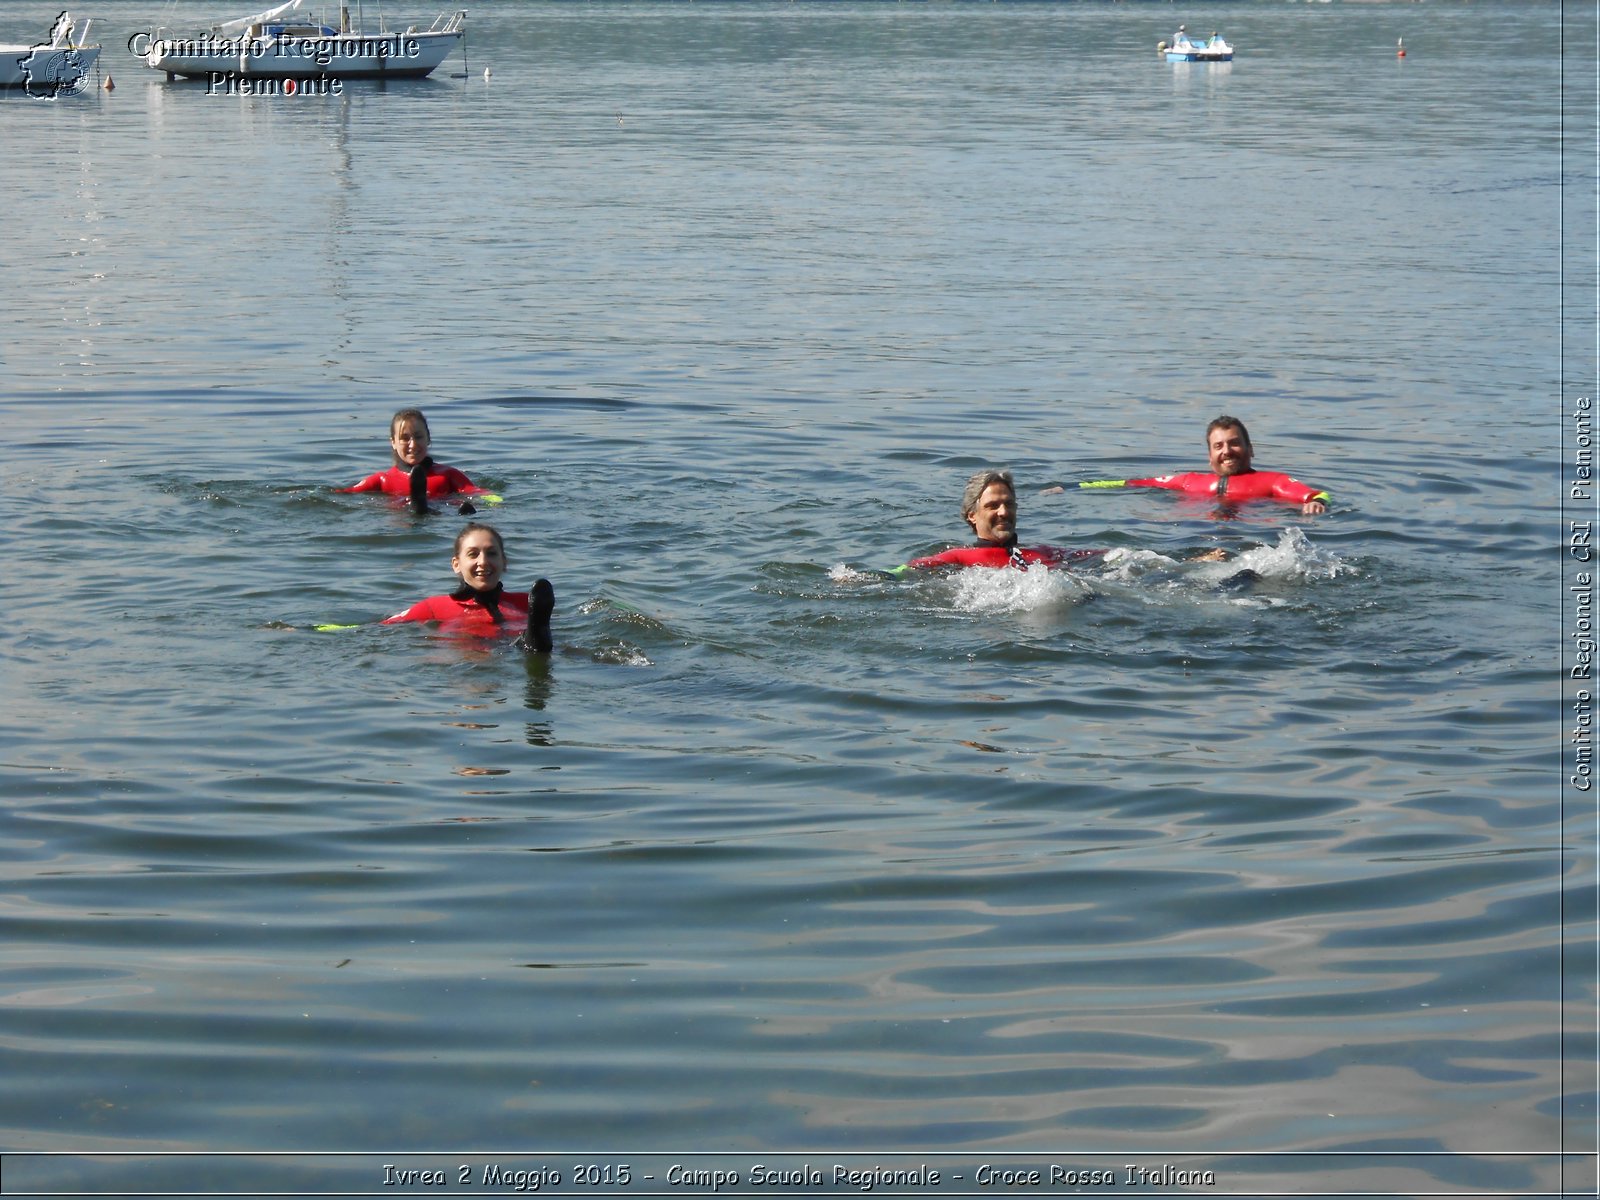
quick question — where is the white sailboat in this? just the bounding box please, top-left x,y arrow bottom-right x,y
2,12 -> 101,93
139,0 -> 465,83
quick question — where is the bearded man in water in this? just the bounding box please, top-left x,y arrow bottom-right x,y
1123,416 -> 1329,515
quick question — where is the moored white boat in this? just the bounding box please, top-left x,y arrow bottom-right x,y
137,0 -> 465,82
1159,29 -> 1234,63
2,12 -> 101,94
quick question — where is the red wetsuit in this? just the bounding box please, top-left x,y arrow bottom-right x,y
340,463 -> 487,499
1124,470 -> 1328,505
907,544 -> 1104,570
382,586 -> 529,634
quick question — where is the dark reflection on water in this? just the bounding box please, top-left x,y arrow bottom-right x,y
0,0 -> 1581,1192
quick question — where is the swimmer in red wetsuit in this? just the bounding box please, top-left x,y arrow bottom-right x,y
1120,416 -> 1328,515
383,523 -> 554,652
338,408 -> 492,509
901,469 -> 1103,572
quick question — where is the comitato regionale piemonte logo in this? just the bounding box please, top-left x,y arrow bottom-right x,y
21,12 -> 95,99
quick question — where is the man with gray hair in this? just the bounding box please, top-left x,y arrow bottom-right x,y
898,469 -> 1102,572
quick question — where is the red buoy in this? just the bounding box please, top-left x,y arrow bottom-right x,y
1397,37 -> 1406,58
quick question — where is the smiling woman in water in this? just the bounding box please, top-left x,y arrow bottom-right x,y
315,523 -> 554,652
380,524 -> 554,652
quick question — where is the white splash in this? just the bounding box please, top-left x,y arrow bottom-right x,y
829,562 -> 875,584
1098,546 -> 1182,584
591,642 -> 653,666
947,564 -> 1090,613
1101,528 -> 1351,598
1206,526 -> 1352,583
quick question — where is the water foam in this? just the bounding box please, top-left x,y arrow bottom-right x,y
947,563 -> 1090,613
1228,526 -> 1352,582
1100,528 -> 1350,601
828,562 -> 876,584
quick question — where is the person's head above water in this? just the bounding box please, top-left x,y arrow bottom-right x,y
1205,415 -> 1254,477
960,468 -> 1018,546
390,408 -> 432,468
452,522 -> 506,593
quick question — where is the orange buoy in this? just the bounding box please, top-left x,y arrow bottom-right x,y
1397,38 -> 1406,58
102,74 -> 114,90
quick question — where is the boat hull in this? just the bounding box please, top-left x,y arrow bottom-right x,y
1161,32 -> 1233,63
1,42 -> 100,89
145,28 -> 460,81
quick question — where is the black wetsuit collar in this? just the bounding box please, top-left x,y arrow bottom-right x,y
451,580 -> 506,623
1214,469 -> 1258,499
976,537 -> 1026,568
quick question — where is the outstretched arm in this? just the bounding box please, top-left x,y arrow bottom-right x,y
1272,477 -> 1330,514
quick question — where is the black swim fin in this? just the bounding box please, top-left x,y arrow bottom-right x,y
517,578 -> 554,654
1217,568 -> 1262,592
408,458 -> 437,514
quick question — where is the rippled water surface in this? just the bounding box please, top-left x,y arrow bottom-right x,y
1,0 -> 1591,1194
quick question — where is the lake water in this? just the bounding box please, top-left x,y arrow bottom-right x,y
1,0 -> 1592,1195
